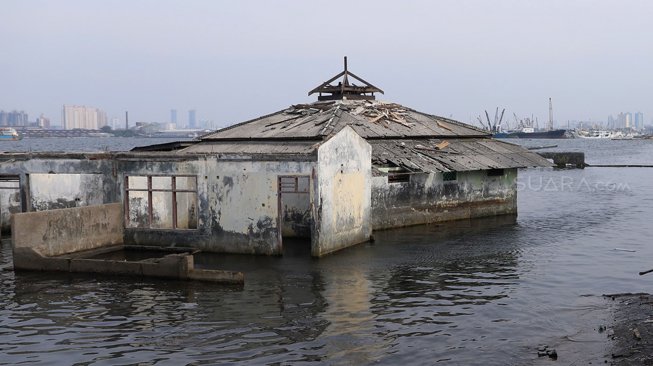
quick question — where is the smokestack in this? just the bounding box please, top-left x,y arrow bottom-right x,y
125,111 -> 129,130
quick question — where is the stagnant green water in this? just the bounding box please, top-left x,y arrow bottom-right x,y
2,138 -> 653,364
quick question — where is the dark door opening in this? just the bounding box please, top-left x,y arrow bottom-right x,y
279,176 -> 311,237
0,176 -> 21,235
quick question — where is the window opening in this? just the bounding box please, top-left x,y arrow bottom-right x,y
442,171 -> 457,182
125,175 -> 198,230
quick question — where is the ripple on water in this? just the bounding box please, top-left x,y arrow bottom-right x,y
2,139 -> 653,364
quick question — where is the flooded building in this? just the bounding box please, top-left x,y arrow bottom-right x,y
0,59 -> 550,258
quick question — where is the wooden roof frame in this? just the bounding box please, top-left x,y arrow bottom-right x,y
309,57 -> 384,101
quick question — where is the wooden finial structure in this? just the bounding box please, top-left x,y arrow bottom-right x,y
309,56 -> 384,101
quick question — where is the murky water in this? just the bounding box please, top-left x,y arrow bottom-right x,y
2,138 -> 653,365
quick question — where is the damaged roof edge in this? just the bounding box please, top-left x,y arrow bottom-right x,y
409,108 -> 492,136
200,103 -> 337,140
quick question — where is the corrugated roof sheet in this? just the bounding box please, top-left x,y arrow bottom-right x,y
201,100 -> 490,141
370,138 -> 553,174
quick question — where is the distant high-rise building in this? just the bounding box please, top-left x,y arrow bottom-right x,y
616,112 -> 626,129
62,105 -> 107,130
170,109 -> 177,125
625,112 -> 633,129
36,114 -> 50,128
188,109 -> 196,129
634,112 -> 644,130
0,110 -> 29,127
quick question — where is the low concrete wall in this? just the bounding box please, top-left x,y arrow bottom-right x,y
12,203 -> 123,263
537,152 -> 585,169
371,169 -> 518,230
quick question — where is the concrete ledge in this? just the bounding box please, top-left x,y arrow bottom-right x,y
372,198 -> 517,231
188,268 -> 244,284
12,247 -> 71,272
538,152 -> 586,169
12,244 -> 244,285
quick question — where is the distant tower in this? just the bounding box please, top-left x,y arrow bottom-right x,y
125,111 -> 129,130
188,109 -> 196,129
170,109 -> 177,125
635,112 -> 644,130
548,98 -> 553,131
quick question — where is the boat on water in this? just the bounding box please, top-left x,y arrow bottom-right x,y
0,127 -> 22,141
576,130 -> 642,140
484,99 -> 567,139
493,128 -> 567,139
576,130 -> 613,139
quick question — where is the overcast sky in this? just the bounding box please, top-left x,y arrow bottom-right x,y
2,0 -> 652,128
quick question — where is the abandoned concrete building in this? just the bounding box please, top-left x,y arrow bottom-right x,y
0,59 -> 551,258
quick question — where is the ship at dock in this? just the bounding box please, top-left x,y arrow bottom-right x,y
0,127 -> 22,141
479,98 -> 567,139
493,128 -> 567,139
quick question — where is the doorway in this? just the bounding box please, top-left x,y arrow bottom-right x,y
0,176 -> 21,235
278,175 -> 312,238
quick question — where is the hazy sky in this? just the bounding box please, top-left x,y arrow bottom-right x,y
2,0 -> 652,128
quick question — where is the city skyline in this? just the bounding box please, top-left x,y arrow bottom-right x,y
3,1 -> 653,128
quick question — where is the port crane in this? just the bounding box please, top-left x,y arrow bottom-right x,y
477,107 -> 505,133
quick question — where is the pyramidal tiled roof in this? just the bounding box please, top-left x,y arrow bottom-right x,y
200,99 -> 490,142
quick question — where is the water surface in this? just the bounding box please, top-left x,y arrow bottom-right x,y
2,138 -> 653,365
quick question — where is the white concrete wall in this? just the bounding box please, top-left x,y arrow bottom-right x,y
30,173 -> 105,211
121,158 -> 315,255
209,161 -> 314,254
314,126 -> 372,256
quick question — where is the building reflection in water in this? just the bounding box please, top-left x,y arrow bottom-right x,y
1,215 -> 523,364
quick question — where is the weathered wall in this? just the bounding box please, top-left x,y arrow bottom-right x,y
0,155 -> 120,214
30,173 -> 105,210
11,203 -> 124,262
0,153 -> 317,256
314,126 -> 372,256
371,168 -> 518,230
120,157 -> 315,255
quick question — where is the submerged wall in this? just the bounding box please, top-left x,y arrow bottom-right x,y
313,126 -> 372,256
371,168 -> 518,230
12,203 -> 124,269
0,152 -> 315,256
118,157 -> 315,255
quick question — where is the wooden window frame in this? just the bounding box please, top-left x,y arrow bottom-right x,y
124,175 -> 198,230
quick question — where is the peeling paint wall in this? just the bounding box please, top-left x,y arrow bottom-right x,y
314,126 -> 372,256
120,157 -> 315,255
30,173 -> 105,211
208,161 -> 314,255
371,168 -> 518,230
0,153 -> 318,256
